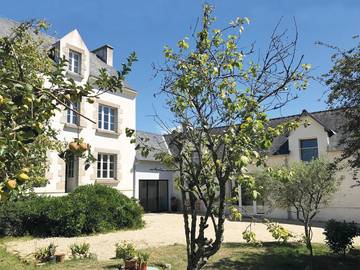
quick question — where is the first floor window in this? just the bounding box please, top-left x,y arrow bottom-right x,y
98,105 -> 116,131
300,139 -> 318,161
97,153 -> 116,179
67,101 -> 80,125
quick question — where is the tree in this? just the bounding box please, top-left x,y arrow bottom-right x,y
322,37 -> 360,181
0,20 -> 136,199
261,158 -> 341,256
129,5 -> 309,269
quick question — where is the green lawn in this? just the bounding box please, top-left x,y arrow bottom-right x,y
1,238 -> 359,270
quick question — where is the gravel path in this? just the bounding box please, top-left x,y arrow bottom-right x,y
5,213 -> 360,261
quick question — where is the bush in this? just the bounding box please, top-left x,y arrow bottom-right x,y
324,219 -> 358,256
0,184 -> 144,237
68,184 -> 144,233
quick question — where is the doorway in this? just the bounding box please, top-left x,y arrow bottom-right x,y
139,180 -> 169,212
65,154 -> 79,193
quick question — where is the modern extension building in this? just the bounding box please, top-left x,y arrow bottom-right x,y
137,109 -> 360,223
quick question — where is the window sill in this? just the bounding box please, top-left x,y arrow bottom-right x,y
95,128 -> 120,138
96,179 -> 118,186
64,123 -> 84,131
66,70 -> 84,81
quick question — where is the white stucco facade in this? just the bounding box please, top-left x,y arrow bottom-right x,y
35,29 -> 137,197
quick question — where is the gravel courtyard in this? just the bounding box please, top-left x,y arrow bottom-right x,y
6,213 -> 359,261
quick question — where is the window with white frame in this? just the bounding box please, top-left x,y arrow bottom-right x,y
97,153 -> 116,179
98,105 -> 116,131
300,139 -> 318,161
66,102 -> 80,125
69,49 -> 81,74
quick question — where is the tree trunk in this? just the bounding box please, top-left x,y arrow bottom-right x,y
304,222 -> 313,256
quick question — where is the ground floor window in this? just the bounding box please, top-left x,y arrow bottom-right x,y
97,153 -> 116,179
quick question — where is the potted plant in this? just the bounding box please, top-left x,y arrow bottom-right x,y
170,196 -> 178,212
55,253 -> 65,263
137,252 -> 150,270
115,241 -> 137,270
68,138 -> 89,155
34,243 -> 57,264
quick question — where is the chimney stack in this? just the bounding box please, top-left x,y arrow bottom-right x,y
92,44 -> 113,66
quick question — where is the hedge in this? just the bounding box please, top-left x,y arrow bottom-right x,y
0,184 -> 144,237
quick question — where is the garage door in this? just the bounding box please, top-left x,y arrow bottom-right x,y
139,180 -> 168,212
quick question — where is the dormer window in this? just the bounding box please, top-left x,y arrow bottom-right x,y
69,49 -> 81,74
300,139 -> 318,161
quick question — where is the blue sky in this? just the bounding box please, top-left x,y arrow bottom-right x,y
1,0 -> 359,133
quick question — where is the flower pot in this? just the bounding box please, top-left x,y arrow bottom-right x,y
55,253 -> 65,263
138,262 -> 147,270
48,255 -> 57,264
79,142 -> 88,151
170,197 -> 178,212
68,142 -> 80,152
124,259 -> 137,270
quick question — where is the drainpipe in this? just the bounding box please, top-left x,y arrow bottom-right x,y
132,159 -> 137,198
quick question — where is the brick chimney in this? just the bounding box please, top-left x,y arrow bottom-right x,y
92,44 -> 113,66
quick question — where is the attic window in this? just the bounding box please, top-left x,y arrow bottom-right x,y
300,139 -> 318,161
69,49 -> 81,74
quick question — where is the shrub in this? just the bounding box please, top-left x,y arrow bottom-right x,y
115,241 -> 137,260
34,243 -> 57,262
0,184 -> 144,237
70,242 -> 91,259
264,219 -> 294,243
324,219 -> 358,256
68,184 -> 144,233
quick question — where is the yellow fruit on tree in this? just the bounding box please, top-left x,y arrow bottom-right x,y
6,180 -> 17,190
18,173 -> 29,182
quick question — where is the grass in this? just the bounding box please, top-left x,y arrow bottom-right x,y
1,238 -> 360,270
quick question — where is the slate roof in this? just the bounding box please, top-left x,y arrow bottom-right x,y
0,17 -> 135,91
268,108 -> 346,154
136,131 -> 171,162
137,108 -> 347,161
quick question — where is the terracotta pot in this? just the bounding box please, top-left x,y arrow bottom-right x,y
78,142 -> 88,152
68,142 -> 80,152
138,262 -> 147,270
55,253 -> 65,263
124,259 -> 137,270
